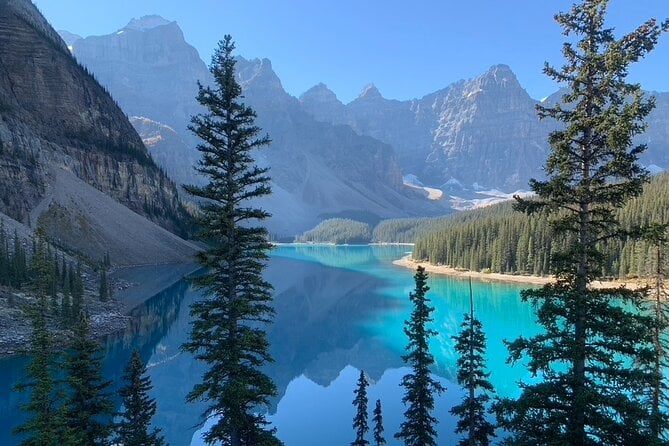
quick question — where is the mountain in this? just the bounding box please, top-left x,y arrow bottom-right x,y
0,0 -> 196,265
66,18 -> 447,237
301,65 -> 669,190
65,16 -> 669,233
130,116 -> 200,188
300,65 -> 553,190
68,15 -> 211,143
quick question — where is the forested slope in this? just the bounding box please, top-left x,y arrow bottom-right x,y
413,174 -> 669,278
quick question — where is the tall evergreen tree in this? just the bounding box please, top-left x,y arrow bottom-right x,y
98,267 -> 110,302
115,351 -> 166,446
352,370 -> 370,446
643,223 -> 669,444
372,400 -> 386,446
395,266 -> 444,446
496,2 -> 669,445
450,279 -> 495,446
62,312 -> 115,446
181,35 -> 280,446
13,296 -> 61,446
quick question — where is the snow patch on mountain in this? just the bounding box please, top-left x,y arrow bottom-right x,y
403,175 -> 443,200
449,189 -> 534,211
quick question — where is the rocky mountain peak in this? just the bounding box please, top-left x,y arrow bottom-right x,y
299,83 -> 341,105
235,57 -> 285,94
476,64 -> 523,92
299,83 -> 347,125
357,83 -> 383,101
124,15 -> 173,32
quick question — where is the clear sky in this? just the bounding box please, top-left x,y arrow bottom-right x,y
32,0 -> 669,103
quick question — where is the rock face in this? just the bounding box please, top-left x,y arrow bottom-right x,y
130,116 -> 199,189
0,0 -> 194,264
301,65 -> 669,190
65,15 -> 669,232
300,65 -> 552,190
70,15 -> 211,142
67,19 -> 445,237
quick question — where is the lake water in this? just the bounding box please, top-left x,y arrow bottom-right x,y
0,245 -> 540,446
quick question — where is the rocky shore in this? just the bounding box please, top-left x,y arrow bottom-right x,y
0,262 -> 198,357
393,255 -> 649,290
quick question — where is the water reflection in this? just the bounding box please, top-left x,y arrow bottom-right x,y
1,246 -> 536,446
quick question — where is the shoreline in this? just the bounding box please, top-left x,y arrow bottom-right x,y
392,255 -> 648,290
0,262 -> 198,357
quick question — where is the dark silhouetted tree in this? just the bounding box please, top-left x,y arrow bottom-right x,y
352,370 -> 370,446
450,279 -> 495,446
62,312 -> 115,445
395,266 -> 444,446
372,400 -> 386,446
496,2 -> 669,445
13,296 -> 61,446
181,35 -> 280,446
115,351 -> 166,446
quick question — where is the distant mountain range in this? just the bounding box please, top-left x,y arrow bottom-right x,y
61,15 -> 669,236
0,1 -> 196,265
64,16 -> 451,237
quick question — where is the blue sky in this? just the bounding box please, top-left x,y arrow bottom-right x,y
33,0 -> 669,103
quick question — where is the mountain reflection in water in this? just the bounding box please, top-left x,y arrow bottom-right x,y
1,245 -> 537,446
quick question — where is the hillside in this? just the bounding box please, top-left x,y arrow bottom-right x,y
0,0 -> 196,265
412,174 -> 669,279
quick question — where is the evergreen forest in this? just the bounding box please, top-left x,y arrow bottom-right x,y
413,173 -> 669,278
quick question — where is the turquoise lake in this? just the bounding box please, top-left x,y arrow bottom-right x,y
0,245 -> 541,446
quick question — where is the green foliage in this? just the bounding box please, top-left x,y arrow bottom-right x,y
642,224 -> 669,444
181,35 -> 281,446
61,312 -> 115,445
352,370 -> 370,446
395,266 -> 445,446
13,296 -> 61,446
450,286 -> 495,446
414,173 -> 669,278
0,222 -> 85,326
372,215 -> 456,244
496,2 -> 669,445
372,400 -> 386,446
296,218 -> 372,244
115,351 -> 166,446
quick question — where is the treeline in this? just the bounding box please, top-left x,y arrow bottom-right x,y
296,215 -> 457,245
296,218 -> 372,244
413,173 -> 669,278
372,216 -> 456,243
0,222 -> 115,324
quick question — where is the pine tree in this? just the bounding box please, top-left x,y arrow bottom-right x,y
450,279 -> 495,446
71,263 -> 83,319
98,267 -> 110,302
181,35 -> 280,446
13,296 -> 61,446
61,311 -> 115,445
395,266 -> 444,446
115,351 -> 166,446
643,223 -> 669,444
352,370 -> 370,446
497,2 -> 669,445
372,400 -> 386,446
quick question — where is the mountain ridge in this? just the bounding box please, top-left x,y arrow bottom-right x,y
65,18 -> 449,237
0,1 -> 195,264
